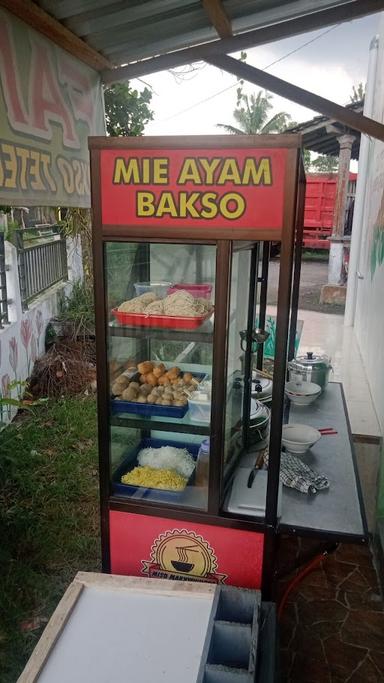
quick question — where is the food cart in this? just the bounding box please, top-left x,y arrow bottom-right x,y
89,134 -> 367,597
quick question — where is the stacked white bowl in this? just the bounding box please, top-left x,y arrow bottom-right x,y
282,424 -> 321,453
285,377 -> 321,406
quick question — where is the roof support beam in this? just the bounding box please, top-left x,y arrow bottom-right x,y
103,0 -> 384,82
202,0 -> 232,39
206,54 -> 384,142
0,0 -> 113,71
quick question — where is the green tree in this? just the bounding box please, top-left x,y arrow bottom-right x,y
310,154 -> 338,173
217,89 -> 291,134
303,148 -> 312,172
350,82 -> 365,103
104,82 -> 153,137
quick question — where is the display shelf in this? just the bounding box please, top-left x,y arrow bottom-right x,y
110,412 -> 211,436
108,318 -> 214,343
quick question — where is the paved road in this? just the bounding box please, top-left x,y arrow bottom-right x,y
266,258 -> 345,314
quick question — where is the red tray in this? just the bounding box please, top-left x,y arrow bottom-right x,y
111,308 -> 213,329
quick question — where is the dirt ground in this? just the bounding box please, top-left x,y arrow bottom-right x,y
267,258 -> 345,315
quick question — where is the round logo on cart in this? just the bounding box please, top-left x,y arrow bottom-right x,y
142,529 -> 227,583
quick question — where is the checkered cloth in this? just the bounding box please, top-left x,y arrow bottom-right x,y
263,450 -> 329,494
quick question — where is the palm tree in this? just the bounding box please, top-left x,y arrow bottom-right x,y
217,90 -> 291,134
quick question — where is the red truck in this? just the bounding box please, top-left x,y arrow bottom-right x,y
303,173 -> 357,249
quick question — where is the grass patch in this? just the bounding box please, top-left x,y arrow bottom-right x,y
0,396 -> 99,682
301,249 -> 329,262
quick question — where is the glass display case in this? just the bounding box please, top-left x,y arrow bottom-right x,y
89,134 -> 308,591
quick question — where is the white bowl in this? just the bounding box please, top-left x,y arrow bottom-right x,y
285,381 -> 321,406
282,423 -> 321,453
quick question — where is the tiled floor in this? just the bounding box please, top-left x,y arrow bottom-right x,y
267,306 -> 381,438
278,538 -> 384,682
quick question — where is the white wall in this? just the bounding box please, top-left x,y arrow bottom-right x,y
354,18 -> 384,435
0,236 -> 82,426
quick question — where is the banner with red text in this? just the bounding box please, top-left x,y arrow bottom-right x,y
0,8 -> 105,208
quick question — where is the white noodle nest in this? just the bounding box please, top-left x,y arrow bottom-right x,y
118,289 -> 212,317
138,445 -> 196,478
118,292 -> 157,313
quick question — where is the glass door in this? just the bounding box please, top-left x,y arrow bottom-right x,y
105,241 -> 216,511
221,244 -> 270,520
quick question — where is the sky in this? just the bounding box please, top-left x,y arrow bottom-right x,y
131,12 -> 381,137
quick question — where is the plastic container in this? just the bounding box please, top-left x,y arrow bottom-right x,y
112,438 -> 199,498
188,394 -> 211,423
167,283 -> 213,300
134,282 -> 172,298
111,308 -> 213,330
195,438 -> 210,487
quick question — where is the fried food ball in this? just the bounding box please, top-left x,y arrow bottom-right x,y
183,372 -> 193,384
166,366 -> 180,379
111,381 -> 126,396
138,361 -> 154,375
139,383 -> 153,396
121,386 -> 139,401
153,364 -> 166,378
158,375 -> 170,386
146,372 -> 158,387
136,395 -> 147,403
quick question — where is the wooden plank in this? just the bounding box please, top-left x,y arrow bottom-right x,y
88,133 -> 302,149
76,571 -> 217,597
102,0 -> 384,81
206,54 -> 384,143
17,580 -> 84,683
202,0 -> 232,38
17,573 -> 217,682
19,573 -> 216,683
0,0 -> 113,71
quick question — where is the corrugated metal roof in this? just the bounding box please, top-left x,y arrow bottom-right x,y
287,101 -> 363,158
33,0 -> 381,67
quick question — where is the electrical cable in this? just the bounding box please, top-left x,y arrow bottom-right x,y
277,546 -> 336,621
160,24 -> 340,122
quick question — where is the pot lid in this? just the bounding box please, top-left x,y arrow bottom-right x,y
290,350 -> 331,368
251,372 -> 273,396
250,399 -> 270,422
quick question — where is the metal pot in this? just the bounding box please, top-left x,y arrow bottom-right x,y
288,351 -> 332,392
249,401 -> 270,445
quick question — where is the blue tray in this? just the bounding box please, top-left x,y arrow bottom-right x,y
110,372 -> 206,418
112,438 -> 200,499
111,399 -> 188,419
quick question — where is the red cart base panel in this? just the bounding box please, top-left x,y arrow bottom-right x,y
110,510 -> 264,589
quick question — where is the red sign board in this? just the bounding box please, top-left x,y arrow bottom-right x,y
100,147 -> 288,230
110,510 -> 264,589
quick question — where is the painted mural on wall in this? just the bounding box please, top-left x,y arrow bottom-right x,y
0,306 -> 50,425
370,183 -> 384,277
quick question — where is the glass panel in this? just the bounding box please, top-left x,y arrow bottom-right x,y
223,249 -> 251,476
105,242 -> 216,511
222,244 -> 272,521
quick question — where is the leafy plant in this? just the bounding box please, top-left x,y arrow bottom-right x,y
310,154 -> 338,173
104,83 -> 153,137
55,280 -> 95,340
0,380 -> 47,428
217,89 -> 291,135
